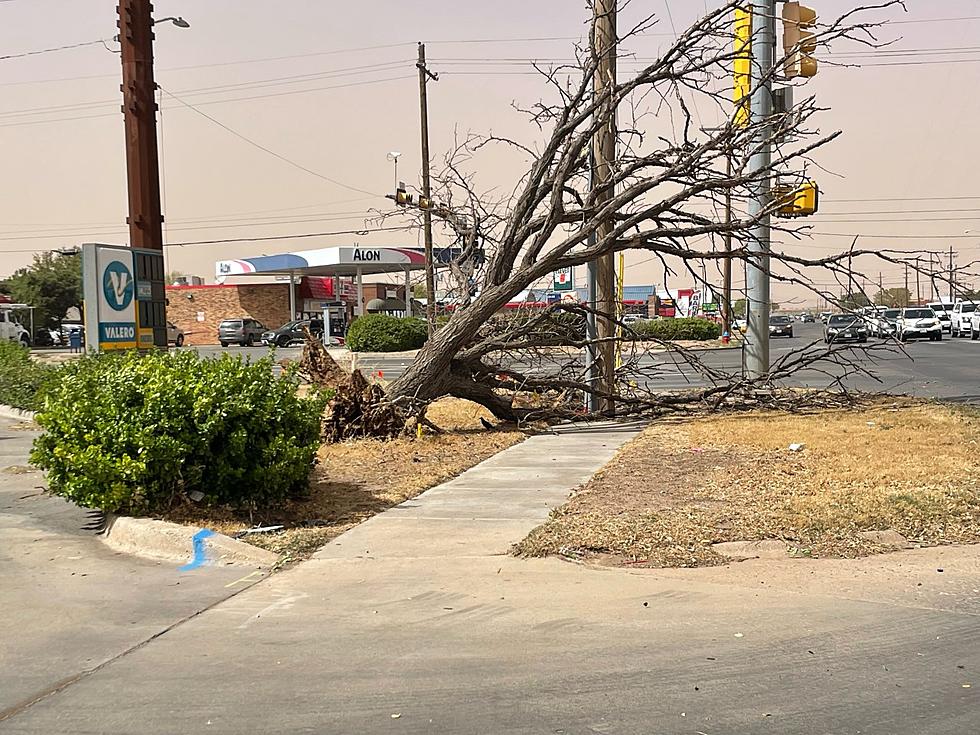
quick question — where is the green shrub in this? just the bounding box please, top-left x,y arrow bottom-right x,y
30,350 -> 326,514
346,314 -> 428,352
0,340 -> 56,411
631,317 -> 722,342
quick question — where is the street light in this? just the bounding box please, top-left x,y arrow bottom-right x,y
386,151 -> 401,191
113,15 -> 189,43
153,16 -> 190,28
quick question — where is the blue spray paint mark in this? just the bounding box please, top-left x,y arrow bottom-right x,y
178,528 -> 215,571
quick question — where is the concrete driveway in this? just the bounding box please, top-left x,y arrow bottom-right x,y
0,419 -> 268,721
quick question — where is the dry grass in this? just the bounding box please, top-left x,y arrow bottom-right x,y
168,398 -> 526,560
515,398 -> 980,567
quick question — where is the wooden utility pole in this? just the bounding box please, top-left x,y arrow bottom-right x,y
592,0 -> 617,414
949,245 -> 955,302
118,0 -> 164,251
417,43 -> 438,336
916,258 -> 922,305
904,262 -> 909,307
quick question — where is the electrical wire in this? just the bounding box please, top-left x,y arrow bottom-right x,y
0,39 -> 107,62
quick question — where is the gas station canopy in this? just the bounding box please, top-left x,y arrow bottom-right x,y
216,245 -> 458,280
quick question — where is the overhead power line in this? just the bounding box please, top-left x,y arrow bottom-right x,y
0,38 -> 107,62
159,86 -> 379,198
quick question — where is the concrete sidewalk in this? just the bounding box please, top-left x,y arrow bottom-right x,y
316,420 -> 643,561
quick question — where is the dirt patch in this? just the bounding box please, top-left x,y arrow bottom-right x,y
515,398 -> 980,568
168,398 -> 526,561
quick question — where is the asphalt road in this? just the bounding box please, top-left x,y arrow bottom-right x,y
187,322 -> 980,402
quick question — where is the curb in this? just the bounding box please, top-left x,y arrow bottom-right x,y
0,404 -> 36,422
102,515 -> 279,569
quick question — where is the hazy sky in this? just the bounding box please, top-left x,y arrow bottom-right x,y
1,0 -> 978,306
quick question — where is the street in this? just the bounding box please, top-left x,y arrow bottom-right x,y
185,321 -> 980,402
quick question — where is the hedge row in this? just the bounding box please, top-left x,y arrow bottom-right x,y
30,350 -> 326,515
0,341 -> 56,411
629,317 -> 722,342
346,314 -> 428,352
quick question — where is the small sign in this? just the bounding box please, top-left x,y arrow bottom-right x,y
136,281 -> 152,301
196,311 -> 205,322
553,267 -> 574,292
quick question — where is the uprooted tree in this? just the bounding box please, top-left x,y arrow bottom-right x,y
350,1 -> 970,428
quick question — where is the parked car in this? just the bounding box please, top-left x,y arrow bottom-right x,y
32,328 -> 62,347
970,309 -> 980,341
733,318 -> 748,334
950,301 -> 977,338
927,301 -> 953,333
0,309 -> 31,346
873,308 -> 901,338
800,313 -> 816,323
261,318 -> 323,347
897,307 -> 942,342
824,313 -> 868,343
218,318 -> 267,347
769,314 -> 794,338
819,311 -> 832,323
167,321 -> 185,347
622,313 -> 644,327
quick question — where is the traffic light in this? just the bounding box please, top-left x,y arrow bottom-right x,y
393,183 -> 413,207
782,2 -> 818,79
774,180 -> 819,218
733,6 -> 752,128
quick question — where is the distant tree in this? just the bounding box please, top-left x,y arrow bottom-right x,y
959,288 -> 980,302
840,292 -> 871,310
874,288 -> 911,308
166,270 -> 187,285
5,251 -> 82,328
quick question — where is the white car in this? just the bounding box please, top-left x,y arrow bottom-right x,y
873,308 -> 901,338
0,309 -> 30,347
970,310 -> 980,341
167,321 -> 185,347
896,307 -> 942,342
927,301 -> 953,333
950,301 -> 977,338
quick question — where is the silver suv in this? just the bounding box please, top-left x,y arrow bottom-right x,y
218,318 -> 266,347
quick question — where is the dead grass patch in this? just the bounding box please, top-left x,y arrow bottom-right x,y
168,397 -> 526,560
515,398 -> 980,567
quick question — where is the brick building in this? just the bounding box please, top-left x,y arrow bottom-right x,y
166,280 -> 409,345
166,283 -> 292,345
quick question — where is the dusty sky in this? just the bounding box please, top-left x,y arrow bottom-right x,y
1,0 -> 978,307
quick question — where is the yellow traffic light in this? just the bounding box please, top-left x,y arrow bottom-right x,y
782,2 -> 818,79
733,6 -> 752,128
774,180 -> 819,218
395,186 -> 413,207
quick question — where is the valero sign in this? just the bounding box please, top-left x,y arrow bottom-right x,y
83,243 -> 160,351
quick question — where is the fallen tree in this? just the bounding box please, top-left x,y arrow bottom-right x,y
351,0 -> 977,432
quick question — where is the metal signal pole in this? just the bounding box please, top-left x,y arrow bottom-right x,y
592,0 -> 618,414
417,42 -> 438,336
744,0 -> 775,379
118,0 -> 164,251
